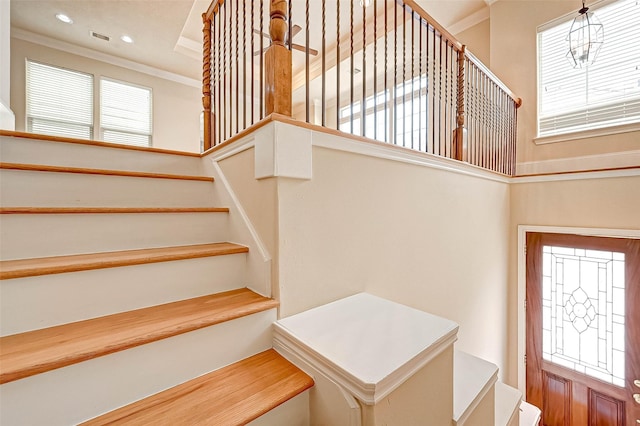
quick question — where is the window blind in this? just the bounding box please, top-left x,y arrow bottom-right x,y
26,61 -> 94,139
538,0 -> 640,137
100,78 -> 152,147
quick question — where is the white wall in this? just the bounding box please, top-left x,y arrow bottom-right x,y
219,125 -> 513,376
10,37 -> 201,152
0,0 -> 15,130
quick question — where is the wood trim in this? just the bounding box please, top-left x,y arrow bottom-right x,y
526,232 -> 544,409
0,162 -> 214,182
0,242 -> 248,280
205,0 -> 225,20
464,51 -> 521,107
515,165 -> 640,179
200,113 -> 275,156
0,207 -> 229,214
0,288 -> 278,384
80,349 -> 313,425
0,130 -> 200,157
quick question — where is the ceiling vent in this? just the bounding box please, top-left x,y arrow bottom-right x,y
90,31 -> 110,42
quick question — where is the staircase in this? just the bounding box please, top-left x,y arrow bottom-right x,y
0,131 -> 533,425
0,133 -> 312,425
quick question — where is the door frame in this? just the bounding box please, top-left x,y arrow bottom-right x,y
516,225 -> 640,396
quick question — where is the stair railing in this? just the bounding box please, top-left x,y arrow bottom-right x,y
202,0 -> 521,176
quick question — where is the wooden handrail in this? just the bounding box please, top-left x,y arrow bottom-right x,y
465,51 -> 522,108
200,0 -> 521,175
205,0 -> 224,21
402,0 -> 464,52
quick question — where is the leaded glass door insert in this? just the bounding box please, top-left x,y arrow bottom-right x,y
526,233 -> 640,426
541,245 -> 626,387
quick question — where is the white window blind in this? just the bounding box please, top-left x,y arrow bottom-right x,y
26,61 -> 94,139
100,78 -> 152,147
538,0 -> 640,137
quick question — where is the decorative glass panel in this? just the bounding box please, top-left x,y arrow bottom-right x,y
542,245 -> 625,387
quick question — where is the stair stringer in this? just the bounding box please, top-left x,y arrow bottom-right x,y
202,144 -> 272,298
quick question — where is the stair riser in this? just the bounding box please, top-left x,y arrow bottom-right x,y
1,254 -> 247,336
0,170 -> 217,207
0,309 -> 276,426
0,213 -> 230,260
457,390 -> 495,426
0,136 -> 203,175
247,391 -> 310,426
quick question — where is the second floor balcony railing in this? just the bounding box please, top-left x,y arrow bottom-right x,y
202,0 -> 522,176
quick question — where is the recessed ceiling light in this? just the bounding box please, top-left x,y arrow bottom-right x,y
55,13 -> 73,24
120,35 -> 133,44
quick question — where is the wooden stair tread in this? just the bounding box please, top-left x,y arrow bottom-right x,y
0,242 -> 248,280
0,207 -> 229,214
0,162 -> 213,182
0,288 -> 278,384
81,349 -> 314,426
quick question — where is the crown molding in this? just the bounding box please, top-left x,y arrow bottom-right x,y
448,7 -> 490,36
174,36 -> 201,61
11,27 -> 200,88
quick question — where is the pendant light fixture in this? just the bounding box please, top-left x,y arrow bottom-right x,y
566,0 -> 604,68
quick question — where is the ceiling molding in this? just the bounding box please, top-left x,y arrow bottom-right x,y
11,27 -> 200,88
447,7 -> 490,36
174,36 -> 201,61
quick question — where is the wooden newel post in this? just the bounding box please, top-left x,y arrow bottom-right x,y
454,45 -> 467,162
202,12 -> 213,151
265,0 -> 292,116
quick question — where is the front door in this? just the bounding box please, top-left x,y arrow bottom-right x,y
526,232 -> 640,425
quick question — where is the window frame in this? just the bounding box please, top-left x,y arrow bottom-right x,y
24,59 -> 154,147
25,59 -> 95,140
535,0 -> 640,142
99,76 -> 153,147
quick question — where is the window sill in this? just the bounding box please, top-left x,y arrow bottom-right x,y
534,122 -> 640,145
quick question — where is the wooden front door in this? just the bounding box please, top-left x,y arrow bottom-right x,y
526,233 -> 640,426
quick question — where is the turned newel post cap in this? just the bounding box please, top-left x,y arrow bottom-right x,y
270,0 -> 288,45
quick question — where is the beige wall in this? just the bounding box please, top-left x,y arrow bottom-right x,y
277,146 -> 511,371
489,1 -> 640,166
10,38 -> 201,152
456,18 -> 490,67
216,120 -> 639,394
507,174 -> 640,384
220,137 -> 512,375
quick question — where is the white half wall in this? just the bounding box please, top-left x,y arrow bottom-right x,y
218,122 -> 512,377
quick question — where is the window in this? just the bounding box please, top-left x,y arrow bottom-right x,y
537,0 -> 640,137
26,61 -> 94,139
100,78 -> 152,147
339,75 -> 428,146
25,60 -> 153,146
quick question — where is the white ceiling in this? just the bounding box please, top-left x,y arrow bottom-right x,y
10,0 -> 489,84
